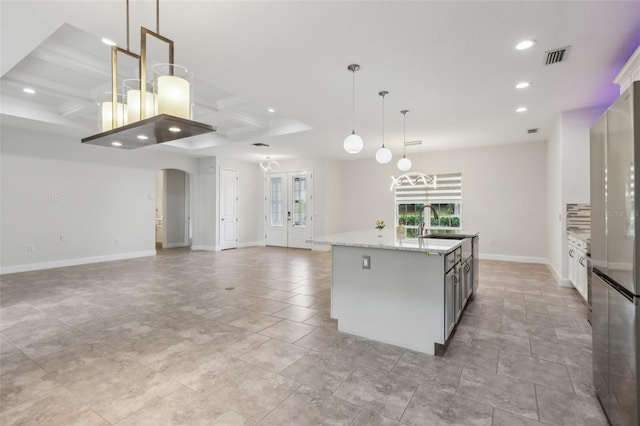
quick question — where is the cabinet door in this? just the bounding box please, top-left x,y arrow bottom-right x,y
463,261 -> 472,303
568,247 -> 576,284
445,268 -> 456,340
577,255 -> 588,302
454,264 -> 462,322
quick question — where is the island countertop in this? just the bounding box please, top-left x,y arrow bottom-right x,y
310,229 -> 475,254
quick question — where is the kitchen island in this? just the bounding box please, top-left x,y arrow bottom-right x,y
311,230 -> 478,355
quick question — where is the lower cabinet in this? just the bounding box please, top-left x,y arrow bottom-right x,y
462,258 -> 472,305
567,234 -> 588,303
444,262 -> 461,340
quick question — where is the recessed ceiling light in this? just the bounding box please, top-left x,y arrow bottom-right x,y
137,135 -> 149,140
23,88 -> 36,94
168,126 -> 181,133
516,40 -> 535,50
102,38 -> 117,46
111,141 -> 122,147
516,107 -> 528,113
268,108 -> 275,113
515,81 -> 531,89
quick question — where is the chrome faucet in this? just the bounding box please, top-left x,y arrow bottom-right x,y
418,205 -> 439,236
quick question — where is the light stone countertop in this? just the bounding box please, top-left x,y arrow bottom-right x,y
309,229 -> 465,254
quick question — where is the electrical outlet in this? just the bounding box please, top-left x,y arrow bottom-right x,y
362,255 -> 371,269
26,245 -> 34,253
114,239 -> 120,245
59,234 -> 65,242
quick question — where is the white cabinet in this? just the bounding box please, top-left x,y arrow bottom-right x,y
567,233 -> 588,303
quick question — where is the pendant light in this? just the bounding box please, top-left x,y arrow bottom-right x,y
375,91 -> 392,164
397,110 -> 412,171
82,0 -> 215,149
343,64 -> 364,154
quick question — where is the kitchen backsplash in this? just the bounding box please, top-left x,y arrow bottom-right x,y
566,203 -> 590,232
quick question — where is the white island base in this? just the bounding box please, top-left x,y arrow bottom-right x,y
331,245 -> 447,355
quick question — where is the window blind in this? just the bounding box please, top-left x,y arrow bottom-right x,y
395,173 -> 462,203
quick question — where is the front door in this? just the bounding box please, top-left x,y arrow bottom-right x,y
219,168 -> 238,250
265,170 -> 312,249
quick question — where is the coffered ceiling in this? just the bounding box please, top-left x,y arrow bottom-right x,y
1,1 -> 639,162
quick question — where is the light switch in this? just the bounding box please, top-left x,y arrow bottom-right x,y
362,255 -> 371,269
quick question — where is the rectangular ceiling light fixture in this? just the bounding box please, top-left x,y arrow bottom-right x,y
82,0 -> 216,149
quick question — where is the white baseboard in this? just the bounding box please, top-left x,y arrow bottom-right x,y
478,253 -> 548,264
312,243 -> 331,252
191,245 -> 216,251
162,242 -> 188,249
546,262 -> 573,288
238,241 -> 265,248
0,250 -> 157,275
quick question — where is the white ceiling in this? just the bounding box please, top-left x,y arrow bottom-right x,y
1,1 -> 639,163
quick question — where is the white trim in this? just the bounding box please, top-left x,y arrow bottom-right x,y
613,45 -> 640,91
0,250 -> 156,275
238,241 -> 265,248
163,242 -> 188,249
191,245 -> 216,251
547,261 -> 573,288
478,253 -> 548,264
311,243 -> 331,252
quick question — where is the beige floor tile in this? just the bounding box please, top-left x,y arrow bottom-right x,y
401,385 -> 493,426
114,386 -> 239,426
392,350 -> 463,393
456,366 -> 538,420
259,319 -> 315,343
238,339 -> 308,373
536,384 -> 609,425
281,351 -> 357,392
334,366 -> 418,421
259,386 -> 358,425
497,350 -> 573,392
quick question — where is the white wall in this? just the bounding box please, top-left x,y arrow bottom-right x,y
0,126 -> 200,273
338,142 -> 549,262
546,106 -> 607,283
547,119 -> 563,279
192,157 -> 217,251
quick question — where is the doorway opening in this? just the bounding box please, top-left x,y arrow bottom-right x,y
155,169 -> 191,249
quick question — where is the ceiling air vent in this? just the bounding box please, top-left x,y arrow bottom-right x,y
527,128 -> 539,134
404,140 -> 422,146
253,142 -> 270,147
545,46 -> 570,65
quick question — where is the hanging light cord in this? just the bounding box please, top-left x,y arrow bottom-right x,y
351,69 -> 356,132
381,94 -> 385,148
402,110 -> 408,158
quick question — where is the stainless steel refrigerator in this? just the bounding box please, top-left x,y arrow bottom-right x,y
590,80 -> 639,426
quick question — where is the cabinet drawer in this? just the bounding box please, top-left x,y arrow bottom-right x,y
445,248 -> 461,271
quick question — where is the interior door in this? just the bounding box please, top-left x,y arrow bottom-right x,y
219,168 -> 238,250
265,170 -> 312,249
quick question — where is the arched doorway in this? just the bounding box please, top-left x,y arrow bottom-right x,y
156,169 -> 192,249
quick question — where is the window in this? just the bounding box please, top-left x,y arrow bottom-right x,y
395,173 -> 462,236
270,177 -> 284,227
292,176 -> 308,227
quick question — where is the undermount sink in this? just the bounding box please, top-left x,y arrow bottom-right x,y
418,234 -> 468,240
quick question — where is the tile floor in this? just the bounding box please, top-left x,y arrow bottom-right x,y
0,247 -> 608,425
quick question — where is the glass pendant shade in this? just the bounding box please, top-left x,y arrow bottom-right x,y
344,131 -> 364,154
124,79 -> 156,123
397,156 -> 412,171
376,146 -> 392,164
154,64 -> 193,119
100,92 -> 127,131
